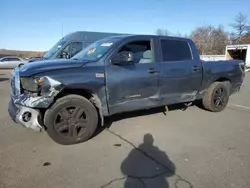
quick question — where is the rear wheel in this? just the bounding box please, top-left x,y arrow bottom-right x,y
44,94 -> 98,145
202,82 -> 230,112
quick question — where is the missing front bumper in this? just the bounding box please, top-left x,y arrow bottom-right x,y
8,99 -> 42,131
8,69 -> 64,131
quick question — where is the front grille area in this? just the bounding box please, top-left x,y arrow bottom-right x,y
10,68 -> 21,97
10,76 -> 16,95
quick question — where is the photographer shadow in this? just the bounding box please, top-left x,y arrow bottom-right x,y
120,134 -> 176,188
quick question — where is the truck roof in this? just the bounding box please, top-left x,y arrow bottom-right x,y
61,31 -> 130,41
105,34 -> 192,42
61,31 -> 191,43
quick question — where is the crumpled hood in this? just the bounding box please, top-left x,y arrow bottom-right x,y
19,59 -> 88,76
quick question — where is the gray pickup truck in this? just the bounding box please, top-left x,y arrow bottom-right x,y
8,34 -> 245,145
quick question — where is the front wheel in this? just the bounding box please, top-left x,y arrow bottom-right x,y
44,94 -> 98,145
202,82 -> 230,112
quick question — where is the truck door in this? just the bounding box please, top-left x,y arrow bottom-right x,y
105,38 -> 160,115
159,38 -> 203,104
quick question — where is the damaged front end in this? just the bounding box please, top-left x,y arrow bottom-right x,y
8,68 -> 63,131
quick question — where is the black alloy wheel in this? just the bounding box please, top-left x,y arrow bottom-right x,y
44,95 -> 98,145
213,87 -> 228,109
54,105 -> 89,139
202,82 -> 230,112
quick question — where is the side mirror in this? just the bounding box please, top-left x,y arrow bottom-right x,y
60,51 -> 69,59
111,51 -> 134,65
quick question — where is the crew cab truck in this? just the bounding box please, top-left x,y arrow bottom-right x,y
8,35 -> 245,145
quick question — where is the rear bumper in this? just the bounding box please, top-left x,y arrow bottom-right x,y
230,85 -> 241,95
230,79 -> 244,95
8,99 -> 42,131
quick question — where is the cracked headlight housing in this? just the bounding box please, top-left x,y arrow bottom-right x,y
20,76 -> 62,96
20,77 -> 44,92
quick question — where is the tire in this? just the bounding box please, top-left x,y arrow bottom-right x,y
44,94 -> 98,145
202,81 -> 230,112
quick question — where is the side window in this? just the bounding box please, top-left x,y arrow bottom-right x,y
61,44 -> 70,58
118,40 -> 153,64
10,58 -> 21,61
71,42 -> 82,57
59,42 -> 83,58
1,58 -> 9,61
161,39 -> 192,62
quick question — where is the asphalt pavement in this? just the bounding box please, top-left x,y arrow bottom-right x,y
0,70 -> 249,188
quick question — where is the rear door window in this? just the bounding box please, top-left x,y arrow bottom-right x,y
161,39 -> 192,62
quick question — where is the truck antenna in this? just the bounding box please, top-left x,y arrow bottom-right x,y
61,23 -> 64,37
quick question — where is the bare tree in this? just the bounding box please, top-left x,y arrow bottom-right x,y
191,25 -> 229,55
191,26 -> 213,55
246,24 -> 250,33
230,12 -> 249,44
174,32 -> 183,37
211,25 -> 229,54
155,29 -> 190,38
241,33 -> 250,44
156,29 -> 170,36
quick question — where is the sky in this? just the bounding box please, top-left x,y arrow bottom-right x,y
1,0 -> 250,51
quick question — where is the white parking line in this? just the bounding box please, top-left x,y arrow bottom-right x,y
229,104 -> 250,110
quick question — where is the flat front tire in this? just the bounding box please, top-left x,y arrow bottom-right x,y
44,94 -> 98,145
202,82 -> 230,112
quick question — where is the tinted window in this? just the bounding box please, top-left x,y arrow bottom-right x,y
1,58 -> 9,61
43,40 -> 67,59
118,40 -> 153,64
161,39 -> 192,62
10,58 -> 20,61
59,42 -> 83,59
71,42 -> 82,57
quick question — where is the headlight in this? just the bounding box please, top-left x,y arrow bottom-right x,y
20,77 -> 44,92
20,76 -> 62,96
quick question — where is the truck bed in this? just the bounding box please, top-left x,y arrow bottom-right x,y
201,59 -> 245,94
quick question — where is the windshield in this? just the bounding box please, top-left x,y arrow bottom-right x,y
72,38 -> 120,61
43,40 -> 67,59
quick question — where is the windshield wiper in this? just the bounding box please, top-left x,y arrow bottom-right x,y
72,58 -> 95,62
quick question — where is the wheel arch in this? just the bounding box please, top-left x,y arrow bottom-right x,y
214,77 -> 231,83
198,77 -> 232,100
204,77 -> 231,91
54,88 -> 104,126
212,77 -> 231,92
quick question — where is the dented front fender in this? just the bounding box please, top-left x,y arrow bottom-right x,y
13,76 -> 64,108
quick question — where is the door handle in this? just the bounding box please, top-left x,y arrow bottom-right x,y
192,66 -> 201,71
148,68 -> 159,74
